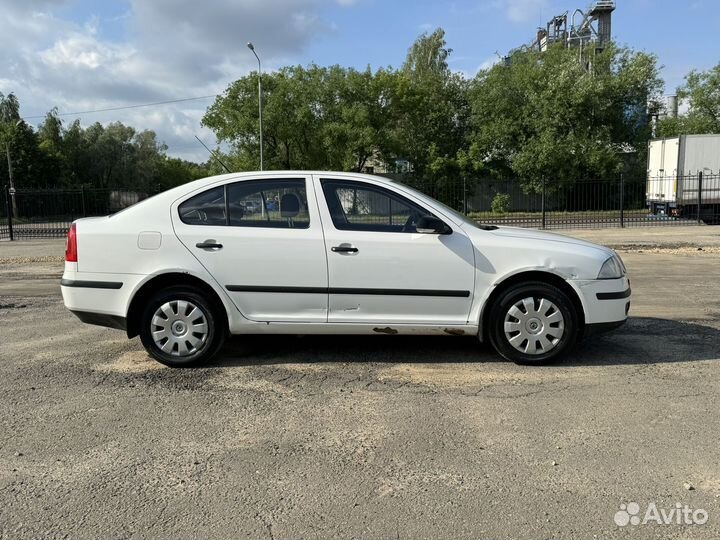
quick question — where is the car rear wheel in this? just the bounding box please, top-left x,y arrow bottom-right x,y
139,286 -> 225,367
488,281 -> 580,365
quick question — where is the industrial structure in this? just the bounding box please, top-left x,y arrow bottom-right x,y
504,0 -> 616,65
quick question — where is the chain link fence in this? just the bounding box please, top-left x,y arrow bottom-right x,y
2,174 -> 719,241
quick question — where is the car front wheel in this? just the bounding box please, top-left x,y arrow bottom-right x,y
139,286 -> 225,367
488,281 -> 580,365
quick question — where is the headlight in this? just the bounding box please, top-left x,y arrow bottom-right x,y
598,254 -> 625,279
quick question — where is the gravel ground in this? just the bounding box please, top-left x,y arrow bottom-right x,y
1,228 -> 720,539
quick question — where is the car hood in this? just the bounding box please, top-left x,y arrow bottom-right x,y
486,226 -> 613,257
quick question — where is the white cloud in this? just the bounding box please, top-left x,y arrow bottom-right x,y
40,33 -> 127,70
478,56 -> 501,72
495,0 -> 547,24
0,0 -> 348,161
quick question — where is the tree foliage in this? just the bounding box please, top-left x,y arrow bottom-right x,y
204,64 -> 396,172
467,45 -> 662,188
205,30 -> 664,192
393,29 -> 470,183
658,63 -> 720,137
0,92 -> 210,190
204,29 -> 469,185
0,29 -> 686,195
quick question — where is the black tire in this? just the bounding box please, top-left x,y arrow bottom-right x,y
139,286 -> 226,367
487,281 -> 580,365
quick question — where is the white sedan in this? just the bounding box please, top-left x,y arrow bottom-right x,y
61,171 -> 630,367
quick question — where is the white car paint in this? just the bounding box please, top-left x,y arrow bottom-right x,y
61,171 -> 629,359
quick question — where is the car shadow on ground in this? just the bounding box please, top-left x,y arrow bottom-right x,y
206,317 -> 720,368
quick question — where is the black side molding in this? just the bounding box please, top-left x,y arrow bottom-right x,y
226,285 -> 327,294
596,288 -> 631,300
225,285 -> 470,298
70,310 -> 127,331
330,287 -> 470,298
61,279 -> 123,290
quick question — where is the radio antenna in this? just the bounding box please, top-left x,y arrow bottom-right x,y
194,135 -> 231,173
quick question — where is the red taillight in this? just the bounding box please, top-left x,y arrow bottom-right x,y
65,223 -> 78,262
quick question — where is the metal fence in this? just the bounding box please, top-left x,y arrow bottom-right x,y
396,173 -> 720,229
1,174 -> 719,241
0,187 -> 156,240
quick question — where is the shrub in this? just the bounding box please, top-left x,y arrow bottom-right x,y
491,193 -> 511,214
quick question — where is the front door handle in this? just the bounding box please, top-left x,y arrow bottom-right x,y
331,245 -> 358,253
196,240 -> 223,250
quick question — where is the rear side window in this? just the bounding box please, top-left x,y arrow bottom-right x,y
227,179 -> 309,229
321,179 -> 434,233
178,186 -> 226,226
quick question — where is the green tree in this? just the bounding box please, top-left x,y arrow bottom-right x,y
390,29 -> 470,183
156,157 -> 211,190
468,44 -> 662,188
2,93 -> 209,190
321,65 -> 396,171
37,109 -> 65,185
0,93 -> 50,188
204,64 -> 396,172
658,63 -> 720,136
0,92 -> 20,123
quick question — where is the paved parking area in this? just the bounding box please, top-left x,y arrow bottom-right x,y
1,227 -> 720,539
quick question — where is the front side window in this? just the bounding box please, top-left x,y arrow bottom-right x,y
227,179 -> 309,229
321,180 -> 434,233
178,186 -> 226,226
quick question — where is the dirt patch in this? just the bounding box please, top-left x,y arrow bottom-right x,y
209,372 -> 294,394
0,302 -> 28,310
0,255 -> 65,264
614,245 -> 720,255
377,363 -> 582,388
95,351 -> 166,374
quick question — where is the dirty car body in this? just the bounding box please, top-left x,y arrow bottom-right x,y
61,171 -> 630,367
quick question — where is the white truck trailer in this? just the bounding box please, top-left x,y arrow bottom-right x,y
646,134 -> 720,219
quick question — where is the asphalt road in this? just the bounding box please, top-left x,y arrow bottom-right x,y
1,233 -> 720,539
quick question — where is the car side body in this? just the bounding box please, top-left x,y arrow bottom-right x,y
61,171 -> 630,366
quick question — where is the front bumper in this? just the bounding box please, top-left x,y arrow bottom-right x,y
570,276 -> 631,325
584,318 -> 627,337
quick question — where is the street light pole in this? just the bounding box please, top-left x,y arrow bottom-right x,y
5,119 -> 21,216
5,144 -> 14,192
247,42 -> 263,171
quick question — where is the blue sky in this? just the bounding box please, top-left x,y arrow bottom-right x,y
2,0 -> 718,162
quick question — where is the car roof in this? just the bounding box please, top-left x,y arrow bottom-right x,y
193,170 -> 394,184
173,170 -> 398,198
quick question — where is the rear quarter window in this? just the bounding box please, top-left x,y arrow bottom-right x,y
178,186 -> 227,226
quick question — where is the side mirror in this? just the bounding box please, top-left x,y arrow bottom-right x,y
416,216 -> 452,235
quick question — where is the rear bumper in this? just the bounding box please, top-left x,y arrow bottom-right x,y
60,278 -> 123,290
61,270 -> 142,320
70,310 -> 127,331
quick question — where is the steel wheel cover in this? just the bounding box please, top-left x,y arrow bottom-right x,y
151,300 -> 209,357
503,296 -> 565,355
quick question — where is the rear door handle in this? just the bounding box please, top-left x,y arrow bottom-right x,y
196,241 -> 223,250
331,245 -> 358,253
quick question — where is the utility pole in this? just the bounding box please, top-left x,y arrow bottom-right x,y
5,143 -> 17,217
247,42 -> 264,171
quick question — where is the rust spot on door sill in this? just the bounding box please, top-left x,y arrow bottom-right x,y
444,328 -> 465,336
373,327 -> 398,335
